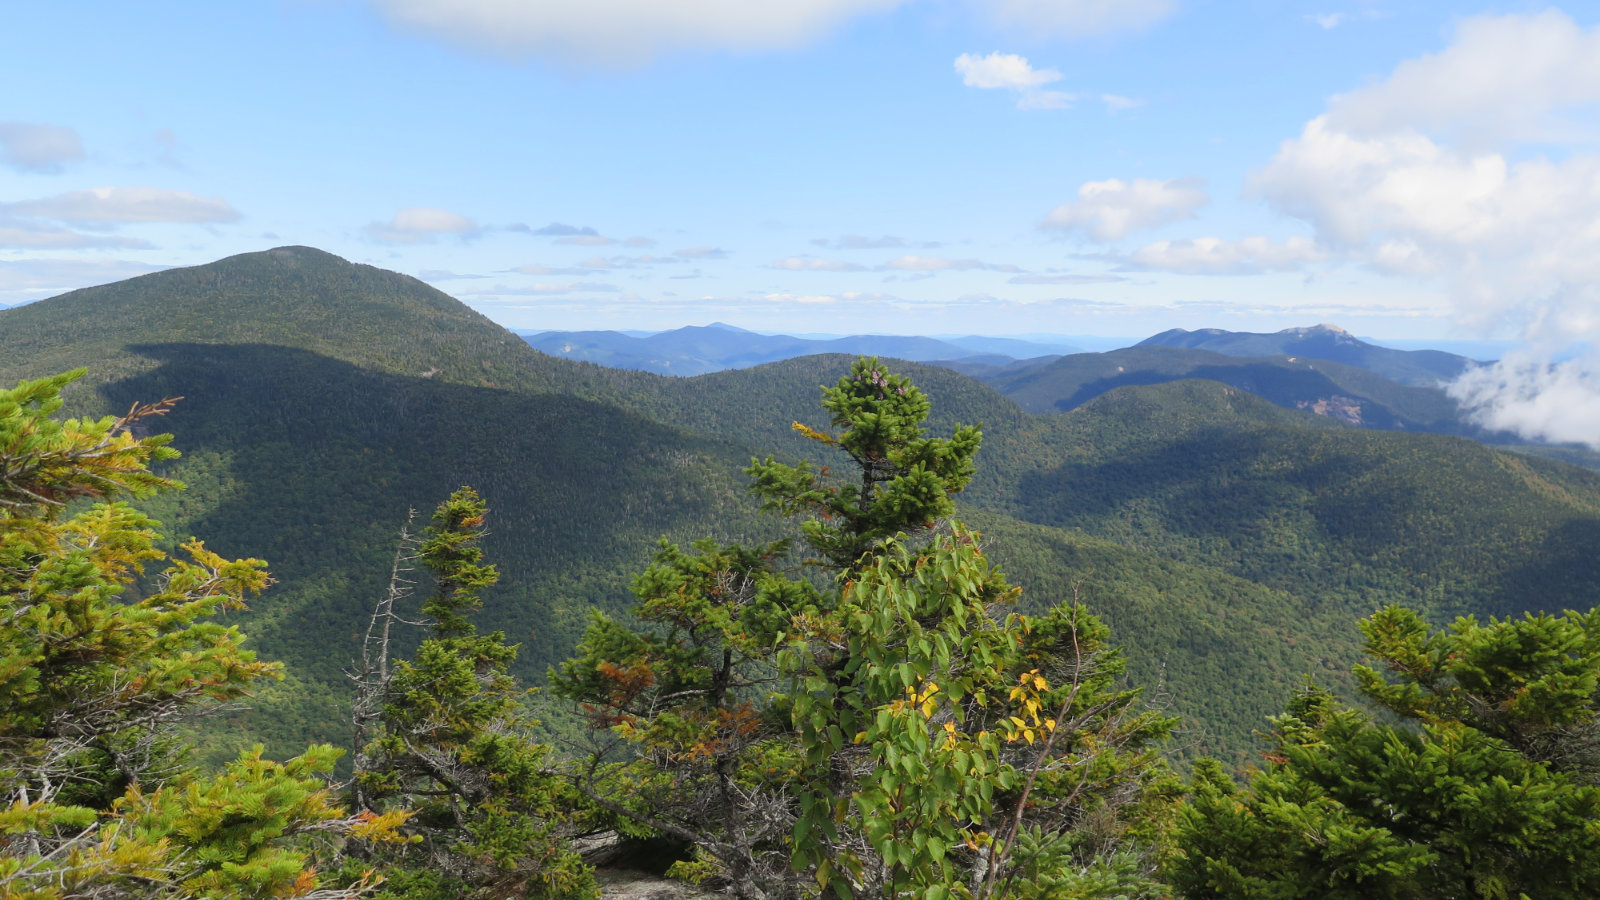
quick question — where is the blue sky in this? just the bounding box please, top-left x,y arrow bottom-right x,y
3,1 -> 1598,364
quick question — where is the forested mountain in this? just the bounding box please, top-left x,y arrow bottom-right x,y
1138,323 -> 1479,386
6,246 -> 1600,769
521,322 -> 1073,375
964,344 -> 1467,428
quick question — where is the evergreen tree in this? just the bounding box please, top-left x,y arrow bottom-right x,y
747,357 -> 982,575
0,370 -> 403,900
554,359 -> 1172,899
1171,605 -> 1600,899
353,488 -> 594,900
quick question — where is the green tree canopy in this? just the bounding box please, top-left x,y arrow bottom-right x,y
1172,605 -> 1600,899
0,370 -> 403,900
555,359 -> 1172,900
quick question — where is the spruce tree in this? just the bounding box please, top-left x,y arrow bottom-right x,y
1171,605 -> 1600,899
353,487 -> 593,900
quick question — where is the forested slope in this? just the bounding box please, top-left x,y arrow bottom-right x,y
7,246 -> 1600,766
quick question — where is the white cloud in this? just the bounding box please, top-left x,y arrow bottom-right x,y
578,254 -> 681,269
675,246 -> 728,259
1101,93 -> 1144,112
813,234 -> 905,249
514,263 -> 588,276
1245,10 -> 1600,443
366,206 -> 480,243
771,257 -> 868,271
1043,176 -> 1209,241
1121,236 -> 1326,275
0,122 -> 85,174
523,221 -> 599,236
1448,352 -> 1600,446
0,257 -> 169,307
881,255 -> 1018,272
367,0 -> 906,63
979,0 -> 1174,38
955,52 -> 1073,110
480,281 -> 622,295
0,219 -> 152,249
558,234 -> 616,246
1323,10 -> 1600,148
7,187 -> 240,225
1307,12 -> 1344,29
1008,272 -> 1125,285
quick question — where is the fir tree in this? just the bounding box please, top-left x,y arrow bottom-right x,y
353,488 -> 594,900
1171,605 -> 1600,899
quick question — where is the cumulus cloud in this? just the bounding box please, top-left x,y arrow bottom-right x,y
1245,10 -> 1600,443
771,257 -> 868,271
1120,236 -> 1326,275
979,0 -> 1174,38
366,0 -> 905,63
1043,176 -> 1209,241
955,52 -> 1073,110
366,207 -> 480,243
0,123 -> 85,174
7,187 -> 240,225
1323,10 -> 1600,148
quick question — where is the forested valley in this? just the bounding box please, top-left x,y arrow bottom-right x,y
7,247 -> 1600,898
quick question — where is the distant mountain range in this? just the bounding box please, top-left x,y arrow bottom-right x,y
1137,324 -> 1480,386
8,246 -> 1600,767
519,323 -> 1075,375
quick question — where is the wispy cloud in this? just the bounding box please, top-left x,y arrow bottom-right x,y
1117,236 -> 1326,275
0,257 -> 170,307
7,187 -> 240,225
812,234 -> 906,249
881,255 -> 1021,272
0,217 -> 153,250
1008,272 -> 1125,285
770,257 -> 869,272
517,221 -> 600,237
955,52 -> 1073,110
0,122 -> 85,174
675,246 -> 728,259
